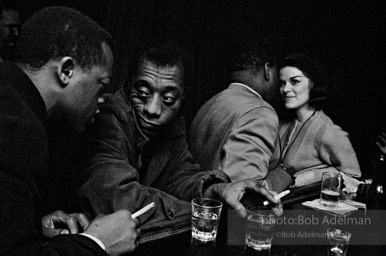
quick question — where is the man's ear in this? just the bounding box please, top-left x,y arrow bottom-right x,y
57,57 -> 75,86
263,63 -> 271,82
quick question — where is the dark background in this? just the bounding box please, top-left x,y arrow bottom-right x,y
10,0 -> 386,177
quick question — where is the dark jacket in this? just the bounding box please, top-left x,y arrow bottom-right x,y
79,89 -> 230,226
0,60 -> 107,256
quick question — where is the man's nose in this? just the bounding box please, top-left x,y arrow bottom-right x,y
8,25 -> 20,37
144,96 -> 162,117
12,27 -> 19,36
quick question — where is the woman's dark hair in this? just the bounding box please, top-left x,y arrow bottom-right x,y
280,52 -> 328,109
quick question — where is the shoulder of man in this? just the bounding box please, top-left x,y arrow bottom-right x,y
98,90 -> 132,124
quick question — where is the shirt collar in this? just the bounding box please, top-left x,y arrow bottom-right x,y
229,82 -> 262,98
131,110 -> 150,148
0,60 -> 47,127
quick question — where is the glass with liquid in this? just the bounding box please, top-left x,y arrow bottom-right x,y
320,172 -> 342,208
327,228 -> 351,256
191,198 -> 222,242
245,205 -> 276,251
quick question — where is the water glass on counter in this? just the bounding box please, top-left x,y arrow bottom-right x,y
327,228 -> 351,256
320,172 -> 342,208
245,205 -> 276,251
191,198 -> 223,242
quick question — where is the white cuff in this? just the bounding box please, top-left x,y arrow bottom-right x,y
79,233 -> 106,251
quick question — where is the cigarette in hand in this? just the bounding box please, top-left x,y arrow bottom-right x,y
132,202 -> 156,218
263,190 -> 290,206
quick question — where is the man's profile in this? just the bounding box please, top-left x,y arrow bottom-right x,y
0,2 -> 21,61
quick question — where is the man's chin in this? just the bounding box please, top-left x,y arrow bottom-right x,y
140,127 -> 160,138
66,122 -> 87,133
64,115 -> 90,133
2,41 -> 15,48
48,110 -> 86,133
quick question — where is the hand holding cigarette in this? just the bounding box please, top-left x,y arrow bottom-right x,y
263,190 -> 290,206
132,202 -> 156,218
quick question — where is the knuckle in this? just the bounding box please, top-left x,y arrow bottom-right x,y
118,209 -> 131,216
129,220 -> 137,228
69,213 -> 77,218
53,210 -> 63,215
67,216 -> 76,223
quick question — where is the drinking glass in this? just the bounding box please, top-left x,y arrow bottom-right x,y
327,228 -> 351,256
245,205 -> 276,251
320,172 -> 342,208
191,198 -> 223,242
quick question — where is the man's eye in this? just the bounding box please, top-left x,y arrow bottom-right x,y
137,89 -> 149,98
162,95 -> 177,105
133,80 -> 151,98
100,82 -> 110,92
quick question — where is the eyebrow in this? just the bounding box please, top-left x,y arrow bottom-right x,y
163,86 -> 182,94
279,75 -> 304,83
289,75 -> 304,79
134,81 -> 182,93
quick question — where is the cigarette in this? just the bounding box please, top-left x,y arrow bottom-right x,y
263,190 -> 290,206
132,202 -> 155,218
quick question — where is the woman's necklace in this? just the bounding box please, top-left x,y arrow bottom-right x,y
279,110 -> 317,165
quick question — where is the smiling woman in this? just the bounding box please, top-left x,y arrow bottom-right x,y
277,53 -> 362,187
280,66 -> 314,120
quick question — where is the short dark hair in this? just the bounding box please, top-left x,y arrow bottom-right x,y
1,2 -> 19,21
129,38 -> 193,93
229,27 -> 278,74
1,2 -> 18,13
280,52 -> 328,109
15,6 -> 113,71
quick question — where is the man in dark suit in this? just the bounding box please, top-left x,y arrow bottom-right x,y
0,6 -> 138,256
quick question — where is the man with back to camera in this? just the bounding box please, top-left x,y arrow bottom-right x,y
188,34 -> 293,193
0,6 -> 139,256
79,39 -> 283,228
0,2 -> 21,61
